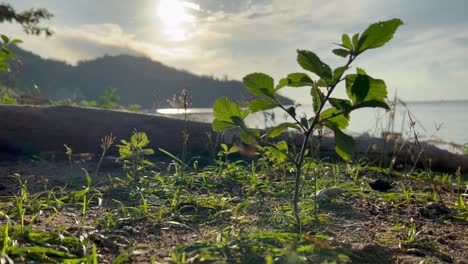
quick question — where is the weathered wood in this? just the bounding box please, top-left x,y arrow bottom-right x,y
0,105 -> 467,172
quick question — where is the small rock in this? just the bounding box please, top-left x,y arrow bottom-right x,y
315,186 -> 346,201
369,179 -> 392,192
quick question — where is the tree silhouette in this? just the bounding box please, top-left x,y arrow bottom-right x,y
0,3 -> 53,36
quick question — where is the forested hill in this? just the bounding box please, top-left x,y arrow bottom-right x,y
3,47 -> 294,108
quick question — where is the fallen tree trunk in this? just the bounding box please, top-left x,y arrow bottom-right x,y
0,105 -> 467,172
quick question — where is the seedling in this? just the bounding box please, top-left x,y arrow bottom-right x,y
212,19 -> 403,229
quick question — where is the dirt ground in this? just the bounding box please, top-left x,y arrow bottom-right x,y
0,156 -> 467,263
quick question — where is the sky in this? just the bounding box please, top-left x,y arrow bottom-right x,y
2,0 -> 468,104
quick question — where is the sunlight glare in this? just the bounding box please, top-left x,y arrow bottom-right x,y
158,0 -> 199,41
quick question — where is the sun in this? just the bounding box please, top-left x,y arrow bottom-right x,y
158,0 -> 199,41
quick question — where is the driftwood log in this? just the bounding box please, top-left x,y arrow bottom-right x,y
1,105 -> 467,172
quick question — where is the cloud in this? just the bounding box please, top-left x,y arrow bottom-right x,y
2,0 -> 468,103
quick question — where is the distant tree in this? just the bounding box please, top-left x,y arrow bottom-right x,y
0,3 -> 53,36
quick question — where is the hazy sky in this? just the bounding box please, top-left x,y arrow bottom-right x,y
2,0 -> 468,103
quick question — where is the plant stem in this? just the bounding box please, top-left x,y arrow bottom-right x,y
291,54 -> 355,231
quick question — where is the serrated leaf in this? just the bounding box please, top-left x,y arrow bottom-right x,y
213,96 -> 242,121
250,99 -> 278,112
266,123 -> 300,138
297,50 -> 332,83
243,73 -> 275,98
332,49 -> 350,58
240,129 -> 259,144
332,128 -> 354,162
357,19 -> 403,54
311,87 -> 325,114
341,34 -> 352,50
345,74 -> 388,104
320,108 -> 349,130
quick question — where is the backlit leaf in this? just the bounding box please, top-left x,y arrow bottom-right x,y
332,128 -> 354,163
213,97 -> 242,121
341,34 -> 352,50
332,49 -> 350,58
249,99 -> 278,112
240,129 -> 259,144
266,123 -> 300,138
357,19 -> 403,54
311,87 -> 325,114
345,73 -> 388,104
243,73 -> 275,98
286,72 -> 314,87
320,108 -> 349,130
297,50 -> 332,83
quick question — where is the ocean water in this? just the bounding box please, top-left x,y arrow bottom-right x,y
156,100 -> 468,146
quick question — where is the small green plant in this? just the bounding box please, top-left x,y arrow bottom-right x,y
0,92 -> 17,104
73,169 -> 102,225
117,131 -> 155,184
212,19 -> 403,229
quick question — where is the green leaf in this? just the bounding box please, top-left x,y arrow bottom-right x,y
10,39 -> 22,45
286,72 -> 314,87
213,97 -> 242,121
320,108 -> 349,129
266,141 -> 289,162
1,35 -> 9,44
333,66 -> 349,81
357,18 -> 403,54
329,98 -> 353,113
276,73 -> 314,90
352,33 -> 359,49
353,100 -> 390,110
266,123 -> 300,138
286,106 -> 296,118
300,117 -> 309,129
356,68 -> 367,75
332,128 -> 354,162
345,73 -> 388,104
297,50 -> 332,83
243,73 -> 275,98
249,99 -> 278,112
341,34 -> 352,50
275,78 -> 289,91
240,129 -> 259,144
212,119 -> 237,131
311,87 -> 325,114
332,49 -> 350,58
